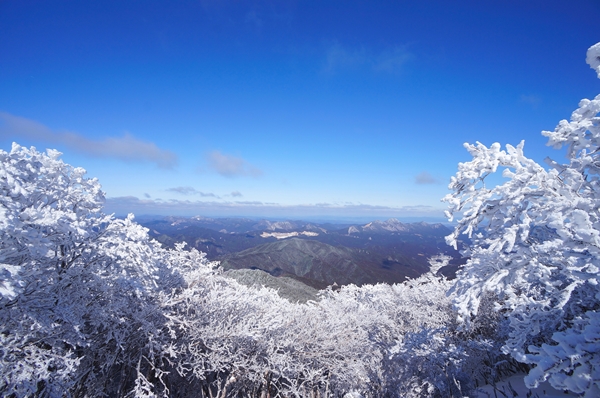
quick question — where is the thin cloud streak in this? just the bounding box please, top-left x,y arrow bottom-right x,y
166,186 -> 218,197
0,112 -> 178,168
206,150 -> 262,178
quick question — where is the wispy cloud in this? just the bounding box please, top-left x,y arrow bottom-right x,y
0,112 -> 177,168
373,47 -> 414,72
206,150 -> 262,178
234,200 -> 264,205
324,43 -> 413,74
324,43 -> 368,73
230,191 -> 243,197
415,171 -> 440,185
166,186 -> 218,197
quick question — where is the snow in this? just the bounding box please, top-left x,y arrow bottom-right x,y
260,231 -> 319,239
476,374 -> 578,397
444,41 -> 600,396
587,42 -> 600,78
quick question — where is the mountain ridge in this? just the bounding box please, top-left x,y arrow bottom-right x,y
138,216 -> 466,296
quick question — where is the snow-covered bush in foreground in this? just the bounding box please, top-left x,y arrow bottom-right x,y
164,269 -> 470,397
444,42 -> 600,396
0,144 -> 212,396
0,143 -> 478,397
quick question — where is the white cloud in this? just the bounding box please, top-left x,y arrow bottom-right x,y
166,186 -> 218,197
230,191 -> 243,197
0,112 -> 177,168
206,150 -> 262,178
415,171 -> 439,185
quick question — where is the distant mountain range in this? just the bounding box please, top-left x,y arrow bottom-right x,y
138,216 -> 466,300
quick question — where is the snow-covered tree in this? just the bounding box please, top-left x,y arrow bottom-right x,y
444,42 -> 600,396
0,144 -> 213,396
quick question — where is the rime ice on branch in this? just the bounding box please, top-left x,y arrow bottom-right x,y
444,42 -> 600,396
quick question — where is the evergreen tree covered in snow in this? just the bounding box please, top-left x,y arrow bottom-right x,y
444,42 -> 600,396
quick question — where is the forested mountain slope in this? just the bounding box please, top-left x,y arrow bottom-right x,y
140,215 -> 465,289
220,237 -> 429,288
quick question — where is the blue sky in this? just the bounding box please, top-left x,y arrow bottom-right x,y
1,1 -> 599,221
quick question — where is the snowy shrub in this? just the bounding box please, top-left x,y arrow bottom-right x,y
166,269 -> 473,398
444,42 -> 600,396
0,144 -> 211,396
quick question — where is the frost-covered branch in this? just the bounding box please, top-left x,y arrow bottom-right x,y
444,42 -> 600,395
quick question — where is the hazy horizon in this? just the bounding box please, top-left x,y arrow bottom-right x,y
119,212 -> 452,226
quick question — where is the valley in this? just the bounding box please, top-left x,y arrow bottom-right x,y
139,216 -> 466,300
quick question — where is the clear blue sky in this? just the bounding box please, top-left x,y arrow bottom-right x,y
1,1 -> 599,221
